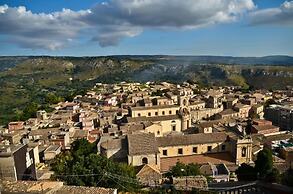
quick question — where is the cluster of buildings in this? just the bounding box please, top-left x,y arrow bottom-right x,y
1,81 -> 293,189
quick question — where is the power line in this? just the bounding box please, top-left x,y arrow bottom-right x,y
104,172 -> 139,186
96,172 -> 106,186
106,173 -> 129,192
1,170 -> 139,184
106,173 -> 139,185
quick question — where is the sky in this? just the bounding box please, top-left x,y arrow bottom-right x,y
0,0 -> 292,56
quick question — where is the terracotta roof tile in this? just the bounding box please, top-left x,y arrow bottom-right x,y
160,153 -> 234,172
127,115 -> 180,123
131,104 -> 179,110
157,132 -> 228,147
127,133 -> 158,156
53,185 -> 116,194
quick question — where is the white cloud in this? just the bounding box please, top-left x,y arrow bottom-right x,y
0,4 -> 8,13
88,0 -> 255,28
249,1 -> 293,26
0,5 -> 90,50
0,0 -> 256,49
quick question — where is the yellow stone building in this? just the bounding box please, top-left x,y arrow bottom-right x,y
125,132 -> 253,171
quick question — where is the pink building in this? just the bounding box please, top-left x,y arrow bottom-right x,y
8,121 -> 24,132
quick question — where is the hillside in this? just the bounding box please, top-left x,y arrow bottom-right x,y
120,55 -> 293,65
0,55 -> 292,125
0,56 -> 152,125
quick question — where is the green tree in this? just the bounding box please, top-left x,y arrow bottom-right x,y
45,92 -> 63,104
235,163 -> 257,181
168,162 -> 200,177
71,138 -> 96,157
186,163 -> 201,176
38,104 -> 54,113
255,148 -> 273,179
21,102 -> 39,120
264,99 -> 277,108
13,109 -> 24,121
265,168 -> 280,183
245,119 -> 253,135
282,168 -> 293,187
51,139 -> 139,191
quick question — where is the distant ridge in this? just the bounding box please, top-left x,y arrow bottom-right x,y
115,55 -> 293,65
1,55 -> 293,69
0,54 -> 292,125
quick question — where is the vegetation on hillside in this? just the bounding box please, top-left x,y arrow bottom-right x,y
0,56 -> 152,125
0,56 -> 292,125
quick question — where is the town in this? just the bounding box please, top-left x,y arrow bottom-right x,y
1,81 -> 293,193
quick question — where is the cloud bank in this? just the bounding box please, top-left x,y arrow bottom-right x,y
249,1 -> 293,26
0,5 -> 90,50
3,0 -> 289,50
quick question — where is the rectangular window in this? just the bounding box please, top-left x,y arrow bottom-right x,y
138,113 -> 141,117
208,146 -> 212,152
148,112 -> 151,116
163,150 -> 167,156
155,112 -> 158,116
178,148 -> 183,155
162,111 -> 165,115
242,147 -> 247,157
169,110 -> 172,114
172,125 -> 176,131
221,144 -> 226,151
193,147 -> 198,153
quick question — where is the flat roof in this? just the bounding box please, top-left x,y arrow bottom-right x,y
44,145 -> 61,152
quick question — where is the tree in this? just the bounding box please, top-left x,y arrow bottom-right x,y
235,163 -> 257,181
21,102 -> 39,120
282,168 -> 293,187
71,138 -> 96,157
168,162 -> 200,177
186,163 -> 201,176
38,104 -> 54,113
45,92 -> 63,104
265,168 -> 280,183
249,112 -> 260,120
264,99 -> 277,108
255,148 -> 273,179
51,139 -> 139,191
245,119 -> 253,135
237,149 -> 280,183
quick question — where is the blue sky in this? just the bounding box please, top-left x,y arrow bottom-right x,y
0,0 -> 292,56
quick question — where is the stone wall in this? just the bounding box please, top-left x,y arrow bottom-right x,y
173,175 -> 208,191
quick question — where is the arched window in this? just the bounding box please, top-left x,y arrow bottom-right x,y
183,99 -> 187,106
171,120 -> 176,131
142,157 -> 148,164
242,147 -> 247,157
